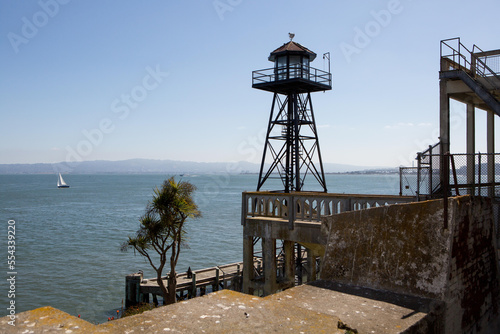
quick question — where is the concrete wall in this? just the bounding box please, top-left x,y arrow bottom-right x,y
446,196 -> 499,333
320,195 -> 499,333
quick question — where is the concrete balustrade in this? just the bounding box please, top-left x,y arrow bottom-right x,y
242,191 -> 415,296
242,191 -> 415,225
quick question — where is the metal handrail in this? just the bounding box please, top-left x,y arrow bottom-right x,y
420,142 -> 441,162
471,45 -> 500,90
441,38 -> 500,90
252,65 -> 332,87
440,38 -> 473,72
472,44 -> 500,75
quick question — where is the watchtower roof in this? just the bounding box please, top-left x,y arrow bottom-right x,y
269,41 -> 317,62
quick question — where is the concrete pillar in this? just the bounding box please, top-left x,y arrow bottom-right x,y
467,102 -> 476,194
296,243 -> 303,285
439,79 -> 450,194
439,79 -> 450,155
242,235 -> 254,295
262,237 -> 277,296
307,248 -> 317,282
487,110 -> 495,197
214,268 -> 220,292
125,272 -> 143,308
284,240 -> 295,287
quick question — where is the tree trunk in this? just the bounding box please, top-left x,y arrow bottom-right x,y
156,271 -> 169,305
165,271 -> 177,305
164,239 -> 179,305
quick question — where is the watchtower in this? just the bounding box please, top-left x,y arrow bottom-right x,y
252,36 -> 332,192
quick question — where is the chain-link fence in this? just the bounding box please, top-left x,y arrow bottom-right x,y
400,151 -> 500,242
447,153 -> 500,196
400,142 -> 441,197
400,153 -> 500,198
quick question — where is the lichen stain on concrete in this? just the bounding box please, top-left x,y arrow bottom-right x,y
0,306 -> 98,334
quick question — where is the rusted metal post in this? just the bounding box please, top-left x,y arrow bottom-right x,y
450,154 -> 460,196
478,152 -> 482,194
429,145 -> 433,196
416,152 -> 421,201
443,153 -> 449,229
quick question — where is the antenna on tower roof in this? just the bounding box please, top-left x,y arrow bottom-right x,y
288,32 -> 295,41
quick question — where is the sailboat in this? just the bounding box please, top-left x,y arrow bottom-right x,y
57,173 -> 69,188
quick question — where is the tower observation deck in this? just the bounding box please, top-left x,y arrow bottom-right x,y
252,48 -> 332,94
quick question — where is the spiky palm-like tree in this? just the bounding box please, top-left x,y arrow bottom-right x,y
123,177 -> 200,305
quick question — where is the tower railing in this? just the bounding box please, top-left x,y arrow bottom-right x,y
252,64 -> 332,87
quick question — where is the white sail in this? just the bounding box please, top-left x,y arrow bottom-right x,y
57,173 -> 69,188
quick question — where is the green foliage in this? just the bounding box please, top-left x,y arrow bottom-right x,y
122,303 -> 155,318
122,177 -> 201,303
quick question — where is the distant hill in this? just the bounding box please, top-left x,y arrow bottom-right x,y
0,159 -> 393,175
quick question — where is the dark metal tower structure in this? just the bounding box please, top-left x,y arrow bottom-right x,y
252,38 -> 332,192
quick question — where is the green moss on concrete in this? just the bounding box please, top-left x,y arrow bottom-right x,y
1,286 -> 435,333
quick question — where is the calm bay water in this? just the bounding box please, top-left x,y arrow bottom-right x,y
0,173 -> 399,323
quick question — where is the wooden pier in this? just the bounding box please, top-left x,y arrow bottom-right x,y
125,261 -> 244,307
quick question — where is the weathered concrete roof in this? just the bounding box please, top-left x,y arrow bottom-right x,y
0,282 -> 437,333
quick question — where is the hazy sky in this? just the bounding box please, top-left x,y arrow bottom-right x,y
1,0 -> 499,167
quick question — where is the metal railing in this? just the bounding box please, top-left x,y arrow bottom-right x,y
441,37 -> 473,72
252,64 -> 331,87
441,37 -> 500,90
475,54 -> 500,77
